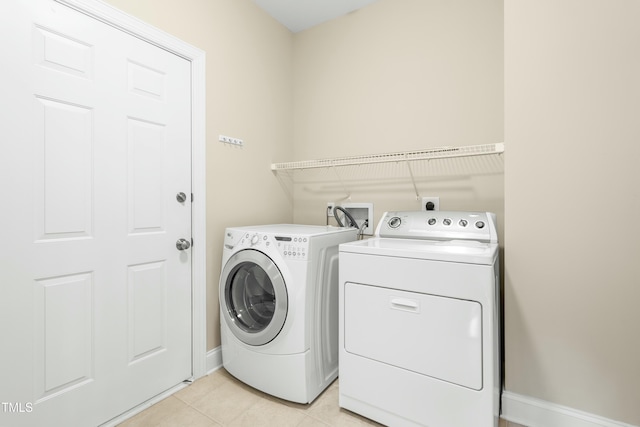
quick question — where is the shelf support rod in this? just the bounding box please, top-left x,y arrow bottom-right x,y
404,154 -> 420,200
331,162 -> 350,200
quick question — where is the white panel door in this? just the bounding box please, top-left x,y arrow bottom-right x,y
0,1 -> 192,426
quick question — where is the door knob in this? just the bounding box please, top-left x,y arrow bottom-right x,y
176,238 -> 191,250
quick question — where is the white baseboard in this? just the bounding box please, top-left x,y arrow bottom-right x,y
501,390 -> 638,427
206,346 -> 223,374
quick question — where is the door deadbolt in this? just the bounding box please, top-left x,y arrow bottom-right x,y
176,192 -> 187,203
176,238 -> 191,250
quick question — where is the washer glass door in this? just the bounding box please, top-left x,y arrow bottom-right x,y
220,249 -> 287,346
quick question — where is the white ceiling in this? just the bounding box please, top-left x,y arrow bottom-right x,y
252,0 -> 380,33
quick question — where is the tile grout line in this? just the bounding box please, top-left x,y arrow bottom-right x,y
173,391 -> 225,426
169,373 -> 379,427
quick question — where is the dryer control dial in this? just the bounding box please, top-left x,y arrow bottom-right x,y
388,217 -> 402,228
250,234 -> 260,245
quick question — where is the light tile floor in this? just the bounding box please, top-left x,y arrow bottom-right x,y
117,368 -> 526,427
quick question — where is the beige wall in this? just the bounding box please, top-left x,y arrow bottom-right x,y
104,0 -> 294,350
291,0 -> 504,231
505,1 -> 640,425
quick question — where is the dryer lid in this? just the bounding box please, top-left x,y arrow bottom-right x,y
339,237 -> 498,265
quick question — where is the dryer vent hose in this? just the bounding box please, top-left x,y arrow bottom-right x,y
333,206 -> 358,229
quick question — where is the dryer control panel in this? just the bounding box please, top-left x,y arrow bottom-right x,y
376,211 -> 498,243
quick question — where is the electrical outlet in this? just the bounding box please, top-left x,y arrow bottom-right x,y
421,196 -> 440,211
340,202 -> 374,235
326,202 -> 335,217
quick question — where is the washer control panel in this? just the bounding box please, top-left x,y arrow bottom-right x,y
229,231 -> 310,260
273,234 -> 309,260
377,211 -> 497,243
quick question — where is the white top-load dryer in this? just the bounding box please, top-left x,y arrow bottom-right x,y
339,211 -> 500,427
219,224 -> 358,404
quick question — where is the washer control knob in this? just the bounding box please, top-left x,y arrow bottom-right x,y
250,234 -> 260,245
388,217 -> 402,228
475,221 -> 485,229
459,219 -> 468,227
443,218 -> 452,226
428,218 -> 437,226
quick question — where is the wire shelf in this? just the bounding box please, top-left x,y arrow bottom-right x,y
271,143 -> 504,171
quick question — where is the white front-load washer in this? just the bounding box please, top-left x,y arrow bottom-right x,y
219,224 -> 358,404
339,211 -> 500,427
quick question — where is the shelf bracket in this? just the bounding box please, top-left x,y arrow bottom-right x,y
331,162 -> 350,199
404,154 -> 420,200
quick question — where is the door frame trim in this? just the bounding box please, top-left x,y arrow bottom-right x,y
57,0 -> 207,380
